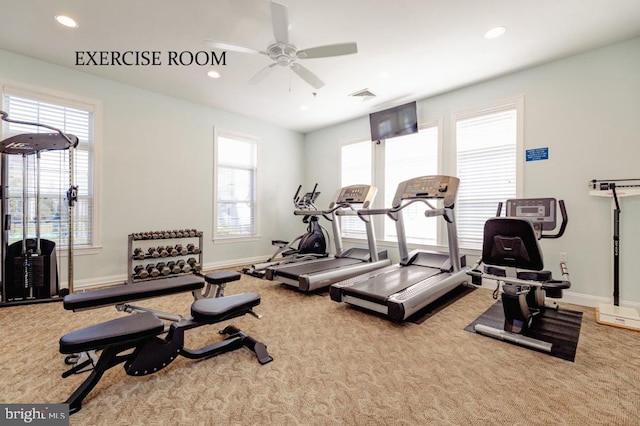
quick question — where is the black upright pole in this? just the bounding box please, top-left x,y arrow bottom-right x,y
611,184 -> 620,307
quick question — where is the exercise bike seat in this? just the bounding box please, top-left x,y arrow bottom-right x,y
191,292 -> 261,324
60,312 -> 164,354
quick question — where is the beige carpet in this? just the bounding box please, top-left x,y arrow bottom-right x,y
1,271 -> 639,425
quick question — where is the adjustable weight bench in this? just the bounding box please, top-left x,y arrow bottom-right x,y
58,272 -> 272,415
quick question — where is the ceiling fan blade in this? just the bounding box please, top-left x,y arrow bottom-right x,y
290,63 -> 325,89
297,42 -> 358,59
205,39 -> 266,55
248,63 -> 277,85
270,1 -> 289,44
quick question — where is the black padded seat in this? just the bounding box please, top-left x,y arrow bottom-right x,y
484,265 -> 507,277
204,271 -> 241,285
517,270 -> 552,281
191,292 -> 260,324
59,312 -> 164,354
63,275 -> 204,311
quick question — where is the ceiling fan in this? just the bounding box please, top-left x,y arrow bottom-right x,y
206,1 -> 358,90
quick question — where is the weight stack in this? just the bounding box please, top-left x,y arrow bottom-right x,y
5,239 -> 58,301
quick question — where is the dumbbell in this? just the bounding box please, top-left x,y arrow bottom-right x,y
176,230 -> 184,238
133,265 -> 149,279
145,263 -> 160,278
170,230 -> 177,238
166,245 -> 178,257
133,248 -> 146,260
167,261 -> 181,274
187,257 -> 201,272
156,246 -> 169,258
156,262 -> 171,276
186,243 -> 200,254
177,259 -> 191,273
147,247 -> 160,258
174,244 -> 188,256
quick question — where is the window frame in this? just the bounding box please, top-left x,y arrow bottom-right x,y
212,127 -> 260,243
339,116 -> 444,247
0,81 -> 102,254
451,96 -> 524,250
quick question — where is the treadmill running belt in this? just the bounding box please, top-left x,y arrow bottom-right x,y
275,257 -> 363,281
342,265 -> 441,304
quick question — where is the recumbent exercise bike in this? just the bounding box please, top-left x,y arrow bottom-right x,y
467,198 -> 571,352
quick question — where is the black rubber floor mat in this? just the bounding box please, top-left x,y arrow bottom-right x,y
465,301 -> 583,362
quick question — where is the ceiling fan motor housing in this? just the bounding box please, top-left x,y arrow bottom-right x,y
268,43 -> 298,66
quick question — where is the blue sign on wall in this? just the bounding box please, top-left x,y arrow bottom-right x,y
526,147 -> 549,162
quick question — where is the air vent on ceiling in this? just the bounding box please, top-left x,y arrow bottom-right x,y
349,88 -> 377,101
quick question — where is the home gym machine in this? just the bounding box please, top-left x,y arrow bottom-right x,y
0,110 -> 78,305
243,184 -> 329,278
590,178 -> 640,331
467,198 -> 571,352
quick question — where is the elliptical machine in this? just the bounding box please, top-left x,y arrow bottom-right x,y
243,184 -> 329,278
468,198 -> 571,352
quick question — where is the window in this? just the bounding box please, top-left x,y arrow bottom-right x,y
383,127 -> 438,244
340,123 -> 440,243
213,129 -> 258,240
340,140 -> 371,239
454,100 -> 521,249
1,88 -> 96,248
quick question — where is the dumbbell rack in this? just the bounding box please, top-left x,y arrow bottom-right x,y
127,229 -> 204,285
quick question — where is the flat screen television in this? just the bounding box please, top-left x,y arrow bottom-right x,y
369,101 -> 418,141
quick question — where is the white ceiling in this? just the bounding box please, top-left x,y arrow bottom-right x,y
1,0 -> 639,134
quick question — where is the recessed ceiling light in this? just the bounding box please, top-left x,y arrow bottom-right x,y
484,26 -> 506,39
54,15 -> 78,28
207,70 -> 221,79
299,105 -> 309,111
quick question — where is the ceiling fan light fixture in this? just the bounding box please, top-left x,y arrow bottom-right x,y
207,70 -> 221,79
54,15 -> 78,28
484,26 -> 506,39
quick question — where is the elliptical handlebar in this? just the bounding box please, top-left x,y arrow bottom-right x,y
293,185 -> 302,206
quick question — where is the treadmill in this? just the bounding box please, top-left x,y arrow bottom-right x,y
329,175 -> 470,322
265,184 -> 391,292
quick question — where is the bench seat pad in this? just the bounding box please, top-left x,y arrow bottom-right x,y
191,292 -> 260,324
59,312 -> 164,354
63,275 -> 204,311
204,271 -> 241,285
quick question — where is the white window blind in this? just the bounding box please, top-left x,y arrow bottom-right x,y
456,108 -> 517,249
384,128 -> 438,244
340,140 -> 371,239
1,93 -> 94,248
214,131 -> 258,239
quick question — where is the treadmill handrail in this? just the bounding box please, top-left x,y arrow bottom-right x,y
357,199 -> 438,219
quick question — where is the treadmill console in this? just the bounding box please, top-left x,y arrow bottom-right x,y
505,198 -> 557,231
335,184 -> 377,208
392,175 -> 460,208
